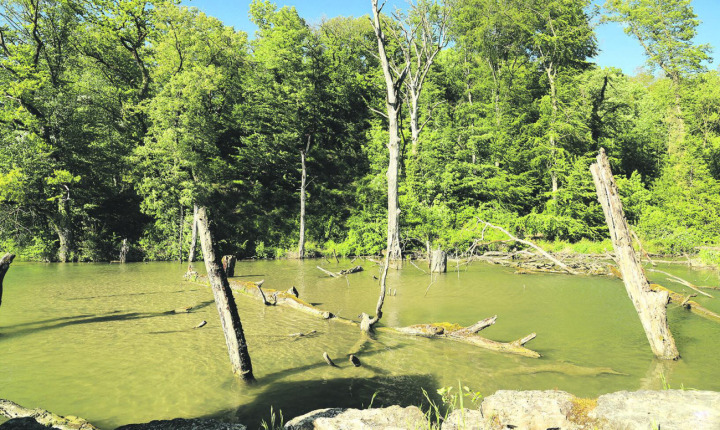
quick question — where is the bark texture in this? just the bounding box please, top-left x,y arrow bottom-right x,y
196,206 -> 255,381
429,249 -> 447,273
590,148 -> 679,360
188,204 -> 199,264
0,253 -> 15,309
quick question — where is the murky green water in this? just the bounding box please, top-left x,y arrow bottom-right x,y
1,259 -> 719,428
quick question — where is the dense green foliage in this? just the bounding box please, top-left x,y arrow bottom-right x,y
0,0 -> 717,261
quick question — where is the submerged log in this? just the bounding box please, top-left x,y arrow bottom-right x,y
317,265 -> 364,277
0,252 -> 15,309
647,269 -> 714,298
429,250 -> 447,273
395,316 -> 540,358
650,284 -> 720,324
222,255 -> 236,278
0,399 -> 99,430
591,149 -> 679,360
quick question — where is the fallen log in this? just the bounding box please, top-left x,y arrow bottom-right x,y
0,253 -> 15,309
0,399 -> 98,430
339,265 -> 363,275
317,265 -> 364,277
191,275 -> 540,357
498,362 -> 626,377
591,148 -> 679,360
475,219 -> 579,275
650,284 -> 720,324
647,269 -> 714,297
394,316 -> 540,358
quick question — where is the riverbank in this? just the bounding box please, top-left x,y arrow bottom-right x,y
3,389 -> 719,429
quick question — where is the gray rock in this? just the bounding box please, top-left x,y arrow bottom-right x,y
441,409 -> 485,430
115,418 -> 246,430
284,405 -> 426,430
590,390 -> 720,430
481,390 -> 577,430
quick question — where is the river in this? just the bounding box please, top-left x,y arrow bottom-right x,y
1,259 -> 719,428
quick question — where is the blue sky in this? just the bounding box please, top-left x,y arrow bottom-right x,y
182,0 -> 719,76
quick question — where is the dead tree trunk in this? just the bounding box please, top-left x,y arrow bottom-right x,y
0,253 -> 16,309
188,204 -> 199,265
119,239 -> 129,263
429,249 -> 447,273
178,205 -> 184,263
371,0 -> 405,261
298,136 -> 311,259
360,236 -> 393,333
222,255 -> 236,278
196,206 -> 255,382
590,148 -> 679,360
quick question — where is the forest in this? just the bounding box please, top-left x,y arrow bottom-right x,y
0,0 -> 718,265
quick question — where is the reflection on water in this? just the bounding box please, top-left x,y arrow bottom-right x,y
0,260 -> 719,428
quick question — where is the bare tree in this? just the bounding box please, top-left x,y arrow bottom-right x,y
298,135 -> 312,259
370,0 -> 408,260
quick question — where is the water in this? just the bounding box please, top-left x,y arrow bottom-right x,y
1,259 -> 719,428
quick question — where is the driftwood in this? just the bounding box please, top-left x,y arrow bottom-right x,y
591,149 -> 679,360
650,284 -> 720,324
395,315 -> 540,358
647,269 -> 714,297
0,399 -> 99,430
0,253 -> 15,309
323,352 -> 337,367
190,276 -> 540,358
316,265 -> 363,277
474,220 -> 580,275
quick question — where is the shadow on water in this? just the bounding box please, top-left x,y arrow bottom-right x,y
203,374 -> 442,429
64,289 -> 202,301
0,300 -> 215,341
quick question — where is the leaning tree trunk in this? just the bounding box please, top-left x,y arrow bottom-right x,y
188,204 -> 199,265
196,206 -> 255,382
590,148 -> 679,360
0,253 -> 15,309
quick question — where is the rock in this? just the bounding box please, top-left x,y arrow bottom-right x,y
481,390 -> 577,430
441,409 -> 485,430
284,406 -> 425,430
589,390 -> 720,430
115,418 -> 246,430
0,417 -> 53,430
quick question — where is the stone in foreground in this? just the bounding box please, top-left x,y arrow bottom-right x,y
284,405 -> 425,430
441,409 -> 485,430
481,390 -> 576,430
590,390 -> 720,430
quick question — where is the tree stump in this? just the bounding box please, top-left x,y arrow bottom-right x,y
222,255 -> 236,278
0,253 -> 15,309
119,239 -> 129,263
591,148 -> 679,360
429,250 -> 447,273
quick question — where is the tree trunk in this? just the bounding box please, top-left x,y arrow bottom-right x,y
222,255 -> 236,278
53,224 -> 72,263
298,149 -> 307,259
178,205 -> 184,263
196,206 -> 255,382
188,204 -> 198,265
119,239 -> 129,263
371,0 -> 404,261
590,148 -> 679,360
547,65 -> 559,199
430,249 -> 447,273
0,253 -> 15,309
